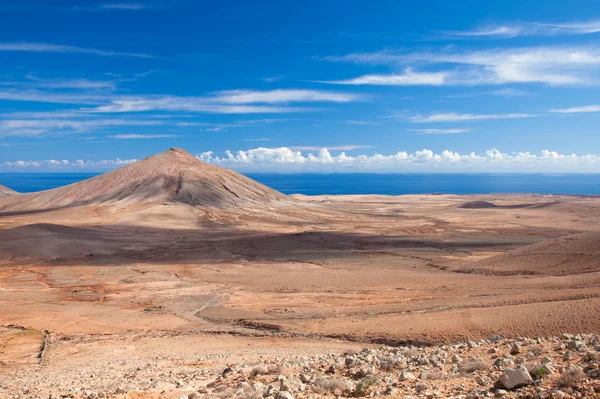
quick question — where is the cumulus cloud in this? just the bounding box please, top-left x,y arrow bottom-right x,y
193,147 -> 600,173
5,148 -> 600,172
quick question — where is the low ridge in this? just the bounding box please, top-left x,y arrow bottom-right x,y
0,184 -> 17,198
0,148 -> 287,212
462,230 -> 600,275
458,200 -> 497,209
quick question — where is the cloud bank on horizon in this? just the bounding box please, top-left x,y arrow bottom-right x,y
2,1 -> 600,172
4,147 -> 600,173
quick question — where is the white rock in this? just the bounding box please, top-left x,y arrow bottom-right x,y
495,366 -> 533,390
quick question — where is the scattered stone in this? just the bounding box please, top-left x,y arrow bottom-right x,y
494,366 -> 534,390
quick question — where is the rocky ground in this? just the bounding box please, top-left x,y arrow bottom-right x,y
2,333 -> 600,399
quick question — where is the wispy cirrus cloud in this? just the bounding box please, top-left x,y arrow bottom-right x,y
0,118 -> 162,137
16,74 -> 117,90
0,42 -> 153,58
320,46 -> 600,86
85,89 -> 359,113
444,19 -> 600,39
408,112 -> 537,123
443,26 -> 524,38
316,68 -> 447,86
408,128 -> 471,134
99,3 -> 146,10
243,138 -> 272,142
176,119 -> 280,132
0,88 -> 358,114
213,89 -> 358,104
110,134 -> 178,139
549,105 -> 600,113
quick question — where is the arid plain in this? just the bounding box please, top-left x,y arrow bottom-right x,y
1,148 -> 599,398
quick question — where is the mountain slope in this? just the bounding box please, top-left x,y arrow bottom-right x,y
0,185 -> 17,198
461,231 -> 600,275
0,148 -> 286,213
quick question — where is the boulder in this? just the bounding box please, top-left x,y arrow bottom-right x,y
494,366 -> 534,390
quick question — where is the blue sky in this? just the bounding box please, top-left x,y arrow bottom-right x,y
2,0 -> 600,172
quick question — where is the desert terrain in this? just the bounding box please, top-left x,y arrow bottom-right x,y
0,148 -> 599,398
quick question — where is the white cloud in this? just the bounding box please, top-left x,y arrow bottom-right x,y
446,19 -> 600,38
20,74 -> 116,90
408,128 -> 471,134
288,145 -> 375,151
0,118 -> 162,137
0,42 -> 152,58
6,148 -> 600,173
243,138 -> 272,142
213,89 -> 358,104
195,147 -> 600,173
444,26 -> 524,38
262,76 -> 284,83
317,68 -> 447,86
0,89 -> 108,104
84,90 -> 358,114
321,46 -> 600,86
0,87 -> 358,114
408,112 -> 537,123
549,105 -> 600,113
109,134 -> 178,139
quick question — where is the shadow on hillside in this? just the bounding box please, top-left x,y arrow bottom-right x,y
0,223 -> 532,266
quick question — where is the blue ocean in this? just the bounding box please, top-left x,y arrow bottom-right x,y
1,173 -> 600,195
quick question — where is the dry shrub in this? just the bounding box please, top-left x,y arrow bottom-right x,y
458,358 -> 490,373
555,367 -> 586,388
311,376 -> 351,394
378,356 -> 403,371
398,349 -> 419,358
249,364 -> 282,378
420,369 -> 448,380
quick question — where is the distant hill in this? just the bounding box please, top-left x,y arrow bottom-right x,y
0,148 -> 287,213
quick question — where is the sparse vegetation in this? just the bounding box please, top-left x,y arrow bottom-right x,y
352,375 -> 378,397
555,367 -> 586,388
530,366 -> 550,380
459,358 -> 490,373
420,369 -> 449,380
311,376 -> 351,395
249,364 -> 282,378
